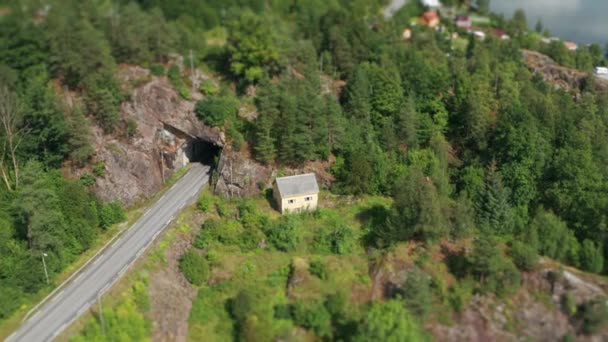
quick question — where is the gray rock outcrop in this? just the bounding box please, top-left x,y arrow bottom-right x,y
82,65 -> 224,206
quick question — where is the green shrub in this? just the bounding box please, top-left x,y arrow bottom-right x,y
194,95 -> 239,127
177,84 -> 191,100
312,222 -> 357,255
241,202 -> 269,225
531,210 -> 580,266
167,64 -> 181,81
238,228 -> 265,252
92,161 -> 106,177
309,260 -> 328,280
228,126 -> 245,151
150,64 -> 165,76
167,65 -> 191,99
217,220 -> 243,245
85,73 -> 123,133
561,292 -> 577,316
231,288 -> 276,341
292,301 -> 333,338
448,278 -> 474,312
216,201 -> 236,219
200,79 -> 218,96
402,268 -> 433,318
206,249 -> 220,264
580,297 -> 608,334
80,173 -> 96,186
179,249 -> 210,286
198,193 -> 214,213
99,201 -> 126,229
194,219 -> 220,248
0,286 -> 23,319
274,304 -> 292,320
509,240 -> 539,271
579,239 -> 604,274
354,300 -> 426,341
268,216 -> 300,252
467,236 -> 521,297
126,119 -> 138,138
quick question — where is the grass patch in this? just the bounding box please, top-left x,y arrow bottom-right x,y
186,193 -> 390,340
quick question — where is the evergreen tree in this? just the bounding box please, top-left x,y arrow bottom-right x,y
254,115 -> 276,164
475,162 -> 514,234
345,64 -> 372,121
225,10 -> 280,83
397,95 -> 419,149
385,168 -> 447,243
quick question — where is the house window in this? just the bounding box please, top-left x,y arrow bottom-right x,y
305,196 -> 312,202
288,199 -> 295,204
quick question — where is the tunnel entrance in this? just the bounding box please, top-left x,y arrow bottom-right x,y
184,138 -> 221,166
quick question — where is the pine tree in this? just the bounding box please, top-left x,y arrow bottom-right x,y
345,64 -> 371,121
254,116 -> 276,164
397,95 -> 419,149
475,162 -> 514,234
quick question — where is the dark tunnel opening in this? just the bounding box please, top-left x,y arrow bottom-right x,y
185,138 -> 221,167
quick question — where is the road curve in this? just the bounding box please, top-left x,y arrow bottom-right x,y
7,163 -> 211,342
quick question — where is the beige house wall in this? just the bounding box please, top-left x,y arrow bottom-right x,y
273,183 -> 318,214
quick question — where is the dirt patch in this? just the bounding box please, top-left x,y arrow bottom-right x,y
148,212 -> 205,342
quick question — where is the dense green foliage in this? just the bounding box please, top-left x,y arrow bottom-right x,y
0,0 -> 139,321
194,93 -> 239,127
179,248 -> 210,286
71,278 -> 151,342
354,300 -> 427,341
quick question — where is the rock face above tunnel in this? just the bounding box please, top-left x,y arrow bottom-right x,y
84,65 -> 224,206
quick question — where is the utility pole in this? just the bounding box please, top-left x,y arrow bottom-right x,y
160,150 -> 165,184
98,293 -> 106,336
41,253 -> 49,284
189,49 -> 195,95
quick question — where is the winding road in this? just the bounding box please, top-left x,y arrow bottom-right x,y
6,163 -> 211,342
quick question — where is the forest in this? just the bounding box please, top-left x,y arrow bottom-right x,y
1,0 -> 608,339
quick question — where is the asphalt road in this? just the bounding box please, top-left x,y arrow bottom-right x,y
7,163 -> 211,342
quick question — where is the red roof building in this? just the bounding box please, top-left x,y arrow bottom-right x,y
455,15 -> 472,30
564,41 -> 578,51
421,11 -> 440,28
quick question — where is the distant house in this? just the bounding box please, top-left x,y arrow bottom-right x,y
564,41 -> 578,51
473,30 -> 486,40
421,11 -> 440,28
595,66 -> 608,75
273,174 -> 319,214
455,15 -> 472,30
493,29 -> 510,40
422,0 -> 441,9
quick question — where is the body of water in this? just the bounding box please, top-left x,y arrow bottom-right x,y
491,0 -> 608,45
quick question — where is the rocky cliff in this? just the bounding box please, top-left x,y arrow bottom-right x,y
521,49 -> 608,93
79,64 -> 224,206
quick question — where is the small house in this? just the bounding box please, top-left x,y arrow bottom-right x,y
273,173 -> 319,214
455,15 -> 472,31
402,28 -> 412,41
473,30 -> 486,40
595,66 -> 608,75
564,41 -> 578,51
493,29 -> 510,40
422,0 -> 441,9
421,11 -> 440,28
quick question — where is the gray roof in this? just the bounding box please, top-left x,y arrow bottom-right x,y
275,173 -> 319,198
